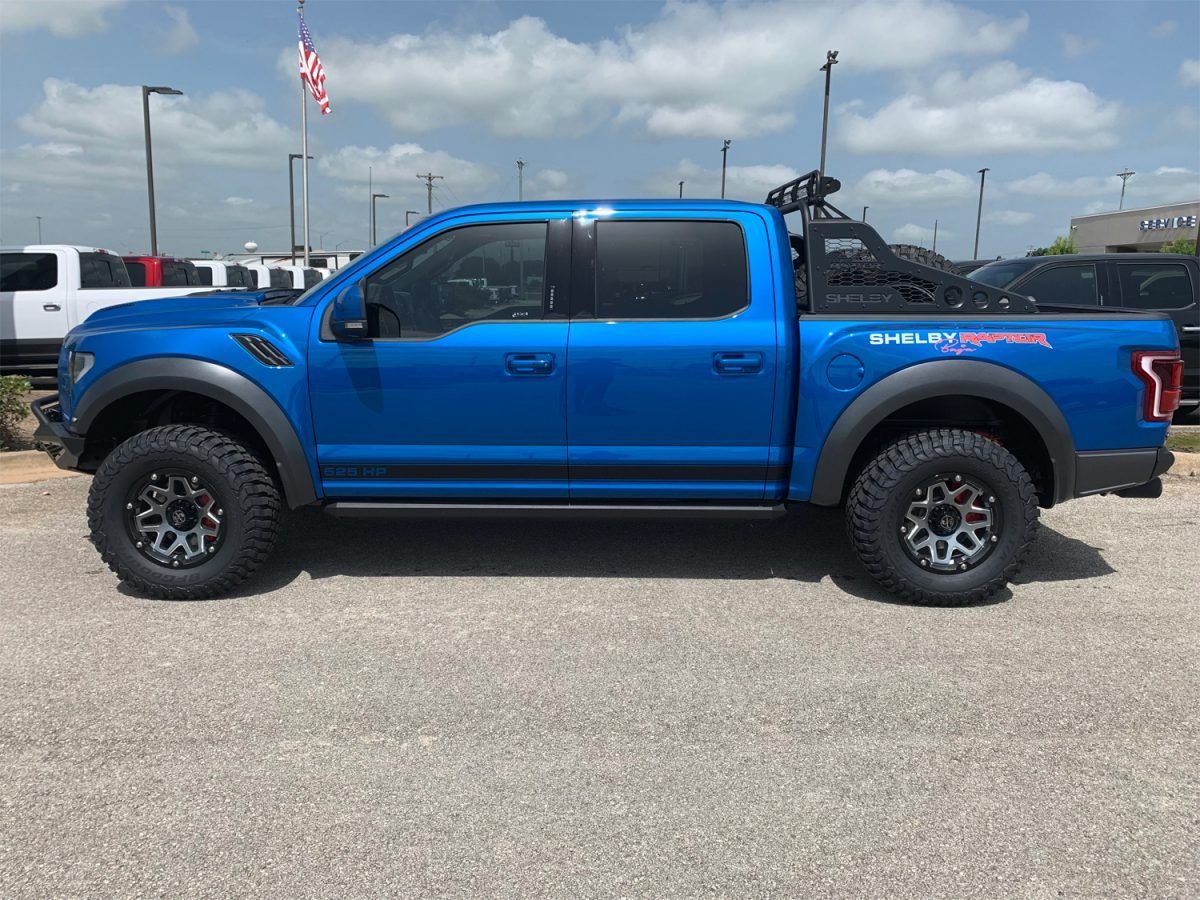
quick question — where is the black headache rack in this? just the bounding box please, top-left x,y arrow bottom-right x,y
765,170 -> 1037,316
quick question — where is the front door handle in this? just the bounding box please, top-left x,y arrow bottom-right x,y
1184,326 -> 1200,334
43,304 -> 61,312
713,351 -> 763,374
505,352 -> 556,375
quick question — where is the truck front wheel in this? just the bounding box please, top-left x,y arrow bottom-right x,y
87,425 -> 280,599
846,429 -> 1039,605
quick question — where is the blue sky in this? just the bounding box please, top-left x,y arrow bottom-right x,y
0,0 -> 1197,260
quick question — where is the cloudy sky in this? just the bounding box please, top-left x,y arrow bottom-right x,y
0,0 -> 1197,260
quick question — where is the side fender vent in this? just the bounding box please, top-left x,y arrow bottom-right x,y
232,333 -> 293,367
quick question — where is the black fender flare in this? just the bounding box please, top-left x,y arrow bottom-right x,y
72,358 -> 317,508
808,359 -> 1075,507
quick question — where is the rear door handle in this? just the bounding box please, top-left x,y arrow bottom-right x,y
505,352 -> 555,375
713,351 -> 764,374
43,304 -> 61,312
1184,326 -> 1199,334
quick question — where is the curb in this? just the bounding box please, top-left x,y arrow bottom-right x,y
0,450 -> 83,485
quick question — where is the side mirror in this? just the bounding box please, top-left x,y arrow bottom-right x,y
330,282 -> 368,340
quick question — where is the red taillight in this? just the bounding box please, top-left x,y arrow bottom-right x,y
1132,351 -> 1183,422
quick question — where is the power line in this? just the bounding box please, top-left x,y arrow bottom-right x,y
416,172 -> 443,214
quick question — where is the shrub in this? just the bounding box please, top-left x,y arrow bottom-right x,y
0,375 -> 32,450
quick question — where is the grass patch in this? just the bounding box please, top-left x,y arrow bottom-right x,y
1166,432 -> 1200,453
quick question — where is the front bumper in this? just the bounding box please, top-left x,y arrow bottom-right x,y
1075,447 -> 1174,498
30,395 -> 86,470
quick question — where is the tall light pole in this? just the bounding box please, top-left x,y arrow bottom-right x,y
406,210 -> 420,227
932,219 -> 939,254
288,153 -> 312,264
516,159 -> 525,201
973,167 -> 990,259
1116,168 -> 1135,210
720,139 -> 731,198
142,85 -> 183,256
371,193 -> 388,246
35,216 -> 42,243
861,206 -> 868,222
678,180 -> 685,198
818,50 -> 839,182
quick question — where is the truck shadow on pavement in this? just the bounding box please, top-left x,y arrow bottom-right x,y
213,506 -> 1116,607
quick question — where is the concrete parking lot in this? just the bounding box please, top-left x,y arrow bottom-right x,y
1,475 -> 1197,898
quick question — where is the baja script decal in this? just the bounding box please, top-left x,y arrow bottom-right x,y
868,331 -> 1053,356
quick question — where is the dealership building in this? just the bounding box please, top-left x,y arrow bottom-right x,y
1069,200 -> 1199,253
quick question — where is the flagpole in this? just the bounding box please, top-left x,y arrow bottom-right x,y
298,0 -> 310,267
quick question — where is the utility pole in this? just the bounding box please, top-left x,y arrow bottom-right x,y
678,180 -> 684,198
862,206 -> 868,222
516,159 -> 525,201
720,140 -> 731,198
818,50 -> 839,182
416,172 -> 443,215
973,167 -> 990,259
35,216 -> 42,243
1116,168 -> 1135,210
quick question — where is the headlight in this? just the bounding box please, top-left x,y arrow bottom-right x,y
68,351 -> 94,384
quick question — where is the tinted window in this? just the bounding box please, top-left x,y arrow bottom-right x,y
246,269 -> 261,288
594,220 -> 748,320
162,262 -> 199,286
1016,264 -> 1099,306
968,262 -> 1034,287
309,257 -> 327,268
1117,263 -> 1194,310
125,261 -> 147,286
269,268 -> 291,289
227,265 -> 250,287
195,266 -> 214,286
1,252 -> 59,292
80,253 -> 131,288
363,222 -> 547,339
303,269 -> 321,287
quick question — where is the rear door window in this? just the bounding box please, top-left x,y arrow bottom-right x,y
1014,264 -> 1099,306
80,253 -> 131,288
1116,263 -> 1194,310
593,220 -> 748,319
269,268 -> 291,288
125,261 -> 147,286
227,266 -> 251,287
0,252 -> 59,291
195,266 -> 214,286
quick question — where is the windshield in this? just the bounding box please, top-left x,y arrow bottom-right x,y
968,262 -> 1033,288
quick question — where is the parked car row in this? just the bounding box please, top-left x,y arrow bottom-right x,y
0,245 -> 330,375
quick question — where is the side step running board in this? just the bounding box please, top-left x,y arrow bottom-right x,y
324,501 -> 788,520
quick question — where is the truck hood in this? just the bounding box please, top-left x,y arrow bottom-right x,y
79,291 -> 270,331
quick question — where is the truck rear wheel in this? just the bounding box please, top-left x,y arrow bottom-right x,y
846,429 -> 1039,605
87,425 -> 280,600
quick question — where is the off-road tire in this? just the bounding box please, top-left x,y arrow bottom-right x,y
846,429 -> 1039,606
88,425 -> 280,599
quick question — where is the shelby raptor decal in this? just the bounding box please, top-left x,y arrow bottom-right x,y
869,331 -> 1053,355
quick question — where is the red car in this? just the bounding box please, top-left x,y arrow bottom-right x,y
121,256 -> 202,288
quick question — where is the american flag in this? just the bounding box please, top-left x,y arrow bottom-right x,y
298,11 -> 331,115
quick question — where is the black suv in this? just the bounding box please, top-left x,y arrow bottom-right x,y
970,254 -> 1199,420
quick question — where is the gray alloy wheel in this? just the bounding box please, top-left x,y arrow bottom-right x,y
900,474 -> 999,573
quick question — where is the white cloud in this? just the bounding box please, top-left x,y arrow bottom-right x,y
1152,20 -> 1178,38
841,61 -> 1120,155
223,197 -> 253,207
287,0 -> 1028,139
17,78 -> 294,175
646,159 -> 802,202
893,224 -> 951,245
159,6 -> 198,55
522,168 -> 578,200
985,209 -> 1035,226
1180,59 -> 1200,87
851,168 -> 979,206
316,143 -> 497,208
0,0 -> 125,37
1006,167 -> 1200,208
1060,34 -> 1101,58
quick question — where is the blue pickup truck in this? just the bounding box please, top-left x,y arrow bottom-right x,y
32,172 -> 1182,605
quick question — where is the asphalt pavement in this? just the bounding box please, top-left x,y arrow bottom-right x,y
1,475 -> 1197,898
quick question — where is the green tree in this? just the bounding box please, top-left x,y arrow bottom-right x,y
1159,237 -> 1197,254
1026,235 -> 1078,257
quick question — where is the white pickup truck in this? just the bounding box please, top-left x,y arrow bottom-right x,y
0,245 -> 212,375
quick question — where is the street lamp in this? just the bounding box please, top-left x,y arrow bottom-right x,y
318,230 -> 330,248
288,153 -> 313,263
818,50 -> 838,182
371,193 -> 389,246
862,206 -> 868,222
142,85 -> 183,256
1117,169 -> 1135,211
35,216 -> 42,243
406,210 -> 420,227
335,240 -> 350,251
973,167 -> 990,259
516,159 -> 525,201
720,140 -> 731,199
678,180 -> 685,198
